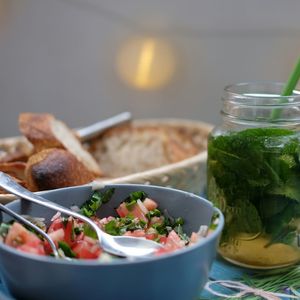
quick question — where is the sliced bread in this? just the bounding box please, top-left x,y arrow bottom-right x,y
19,113 -> 101,176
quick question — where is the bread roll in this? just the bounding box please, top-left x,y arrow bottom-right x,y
25,148 -> 96,191
19,113 -> 101,176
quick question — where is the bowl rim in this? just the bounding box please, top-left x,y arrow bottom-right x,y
0,184 -> 224,266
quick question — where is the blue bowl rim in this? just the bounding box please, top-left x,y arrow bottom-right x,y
0,184 -> 224,267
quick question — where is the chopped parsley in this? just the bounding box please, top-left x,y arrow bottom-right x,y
146,209 -> 161,219
124,191 -> 147,203
104,217 -> 148,235
174,225 -> 190,244
0,223 -> 10,238
125,200 -> 137,211
80,188 -> 115,217
83,224 -> 97,239
104,220 -> 120,236
58,241 -> 76,258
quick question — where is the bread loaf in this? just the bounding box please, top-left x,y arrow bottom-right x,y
25,148 -> 96,191
89,124 -> 200,178
19,113 -> 101,176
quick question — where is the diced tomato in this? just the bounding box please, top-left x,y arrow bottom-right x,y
47,217 -> 78,247
156,230 -> 185,255
5,223 -> 45,255
145,233 -> 157,240
5,223 -> 41,247
116,202 -> 148,223
149,216 -> 163,226
47,218 -> 64,234
98,216 -> 114,227
166,230 -> 185,248
116,202 -> 129,218
83,236 -> 98,245
64,218 -> 75,246
48,228 -> 65,245
74,232 -> 84,242
131,205 -> 148,222
124,230 -> 146,238
72,238 -> 101,259
18,244 -> 45,255
158,236 -> 167,244
143,198 -> 158,211
42,228 -> 64,254
144,228 -> 158,240
190,232 -> 200,244
90,216 -> 103,228
124,230 -> 157,240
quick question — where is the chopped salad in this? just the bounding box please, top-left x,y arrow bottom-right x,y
0,189 -> 214,260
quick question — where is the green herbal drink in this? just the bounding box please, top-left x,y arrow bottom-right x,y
207,82 -> 300,268
208,128 -> 300,268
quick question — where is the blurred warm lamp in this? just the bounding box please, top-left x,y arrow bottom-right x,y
116,37 -> 177,90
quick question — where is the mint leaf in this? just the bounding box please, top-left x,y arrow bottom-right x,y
269,174 -> 300,202
207,127 -> 300,247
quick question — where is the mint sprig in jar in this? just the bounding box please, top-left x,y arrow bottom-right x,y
207,81 -> 300,269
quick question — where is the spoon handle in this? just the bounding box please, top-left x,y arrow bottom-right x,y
0,172 -> 108,248
76,112 -> 132,142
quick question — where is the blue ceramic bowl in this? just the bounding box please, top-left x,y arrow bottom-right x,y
0,184 -> 223,300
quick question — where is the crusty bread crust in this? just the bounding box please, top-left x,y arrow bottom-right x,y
0,162 -> 28,193
19,113 -> 61,151
0,136 -> 33,163
0,161 -> 26,181
19,113 -> 101,176
25,148 -> 96,191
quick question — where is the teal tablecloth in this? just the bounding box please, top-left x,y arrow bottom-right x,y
200,255 -> 300,299
200,255 -> 255,299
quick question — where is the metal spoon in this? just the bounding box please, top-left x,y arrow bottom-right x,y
0,203 -> 59,258
76,112 -> 131,142
0,172 -> 162,258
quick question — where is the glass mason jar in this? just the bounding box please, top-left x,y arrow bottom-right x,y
207,82 -> 300,269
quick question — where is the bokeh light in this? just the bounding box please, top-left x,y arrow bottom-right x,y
116,37 -> 177,90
